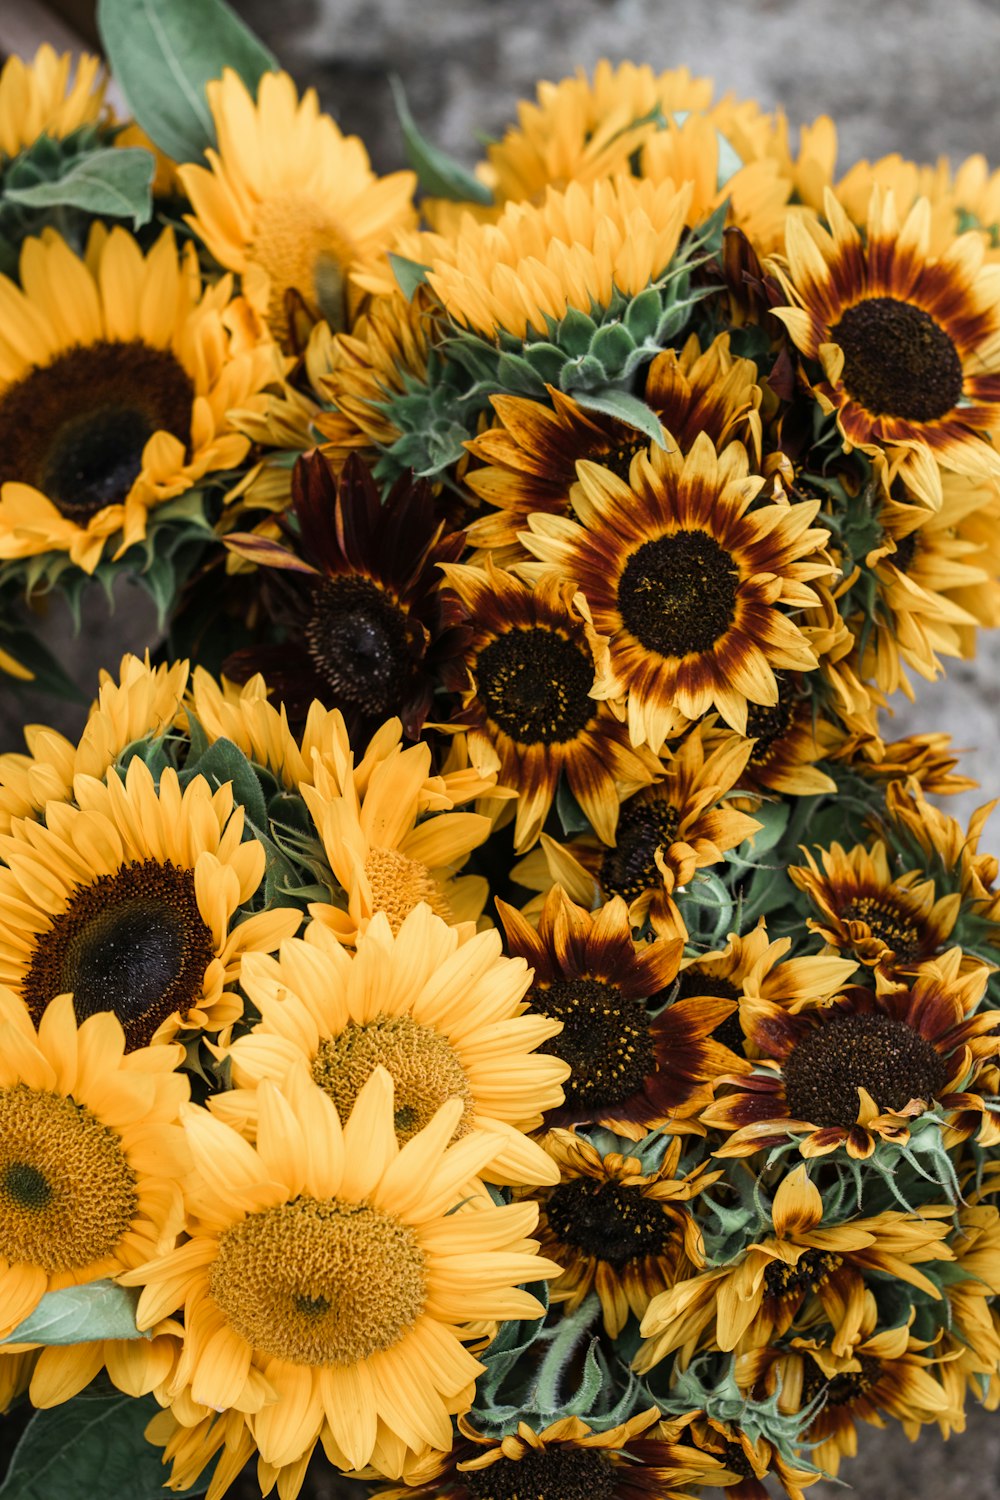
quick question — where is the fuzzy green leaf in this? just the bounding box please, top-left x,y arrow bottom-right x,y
1,1282 -> 145,1347
3,148 -> 155,228
389,76 -> 493,205
97,0 -> 276,163
183,736 -> 268,835
388,251 -> 432,300
572,388 -> 665,446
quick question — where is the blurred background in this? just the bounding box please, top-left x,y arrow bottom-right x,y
0,5 -> 999,1494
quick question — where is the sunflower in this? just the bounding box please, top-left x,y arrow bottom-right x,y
223,451 -> 466,737
0,652 -> 188,834
636,1165 -> 955,1370
440,560 -> 660,850
178,69 -> 416,348
217,903 -> 568,1187
0,757 -> 300,1046
0,45 -> 106,160
124,1064 -> 559,1483
788,838 -> 962,974
531,1128 -> 719,1337
726,678 -> 843,797
523,435 -> 833,746
0,224 -> 279,573
702,952 -> 1000,1159
885,777 -> 1000,918
770,188 -> 1000,488
496,887 -> 735,1136
0,990 -> 188,1340
370,1408 -> 738,1500
851,730 -> 979,798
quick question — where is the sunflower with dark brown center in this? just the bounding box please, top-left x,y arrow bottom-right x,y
727,671 -> 844,796
530,1128 -> 719,1337
523,432 -> 835,748
497,887 -> 737,1135
702,954 -> 1000,1159
439,560 -> 660,851
771,186 -> 1000,489
223,450 -> 467,739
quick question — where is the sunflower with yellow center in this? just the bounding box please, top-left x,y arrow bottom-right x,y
530,1128 -> 720,1338
636,1165 -> 955,1370
0,653 -> 188,834
523,434 -> 833,746
770,188 -> 1000,491
216,903 -> 568,1187
0,990 -> 188,1340
124,1064 -> 559,1483
702,952 -> 1000,1159
179,68 -> 416,348
0,45 -> 106,160
0,224 -> 279,573
0,756 -> 300,1046
370,1408 -> 739,1500
497,887 -> 735,1136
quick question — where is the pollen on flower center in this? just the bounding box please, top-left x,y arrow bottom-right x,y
617,529 -> 740,657
305,575 -> 416,716
838,894 -> 924,962
762,1248 -> 843,1299
783,1012 -> 947,1128
460,1446 -> 617,1500
802,1352 -> 883,1407
362,845 -> 453,934
0,1084 -> 137,1272
311,1013 -> 475,1143
833,297 -> 964,422
475,626 -> 596,744
208,1194 -> 426,1365
600,796 -> 680,903
530,977 -> 655,1110
248,191 -> 353,339
546,1177 -> 672,1266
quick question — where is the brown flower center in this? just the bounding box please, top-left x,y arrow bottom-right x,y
306,576 -> 417,717
546,1176 -> 672,1266
745,683 -> 798,767
618,529 -> 739,657
762,1248 -> 843,1300
0,341 -> 193,520
21,860 -> 215,1048
783,1011 -> 948,1128
889,530 -> 919,574
209,1195 -> 426,1365
461,1446 -> 617,1500
838,894 -> 925,963
600,796 -> 679,903
802,1352 -> 883,1407
833,297 -> 963,422
593,432 -> 647,481
530,977 -> 655,1113
673,970 -> 745,1055
475,626 -> 596,744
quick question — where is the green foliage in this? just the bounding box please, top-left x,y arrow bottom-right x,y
389,77 -> 493,205
1,1283 -> 145,1348
3,148 -> 154,228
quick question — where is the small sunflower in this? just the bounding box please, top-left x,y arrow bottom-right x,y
0,224 -> 278,573
124,1064 -> 559,1481
531,1129 -> 720,1337
224,451 -> 466,737
0,990 -> 188,1340
771,188 -> 1000,486
497,887 -> 735,1136
179,68 -> 416,348
0,757 -> 300,1046
524,435 -> 833,746
702,952 -> 1000,1159
0,45 -> 105,159
218,903 -> 568,1187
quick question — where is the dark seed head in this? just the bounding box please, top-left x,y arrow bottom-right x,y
546,1176 -> 673,1266
617,530 -> 739,657
783,1011 -> 947,1128
833,297 -> 963,422
475,626 -> 595,744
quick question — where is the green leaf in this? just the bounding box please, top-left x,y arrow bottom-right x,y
0,1388 -> 202,1499
183,736 -> 268,834
572,388 -> 665,447
97,0 -> 277,164
389,75 -> 493,205
388,251 -> 431,300
2,1282 -> 145,1347
3,149 -> 154,228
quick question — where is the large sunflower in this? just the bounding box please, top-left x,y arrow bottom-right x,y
179,69 -> 416,348
0,990 -> 187,1339
0,45 -> 105,159
496,887 -> 735,1135
217,903 -> 568,1187
0,757 -> 300,1046
0,224 -> 278,572
124,1065 -> 559,1483
523,435 -> 833,746
770,188 -> 1000,486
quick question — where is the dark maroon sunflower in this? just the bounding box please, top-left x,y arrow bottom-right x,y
222,450 -> 467,737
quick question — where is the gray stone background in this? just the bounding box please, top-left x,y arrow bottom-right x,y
3,2 -> 1000,1495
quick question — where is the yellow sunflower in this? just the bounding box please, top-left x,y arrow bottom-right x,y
124,1064 -> 559,1483
0,45 -> 105,159
0,224 -> 279,573
3,1320 -> 181,1411
0,990 -> 188,1340
179,69 -> 416,348
770,188 -> 1000,489
0,756 -> 300,1046
523,434 -> 834,746
215,902 -> 568,1186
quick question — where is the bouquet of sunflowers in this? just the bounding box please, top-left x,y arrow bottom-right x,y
4,2 -> 1000,1498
